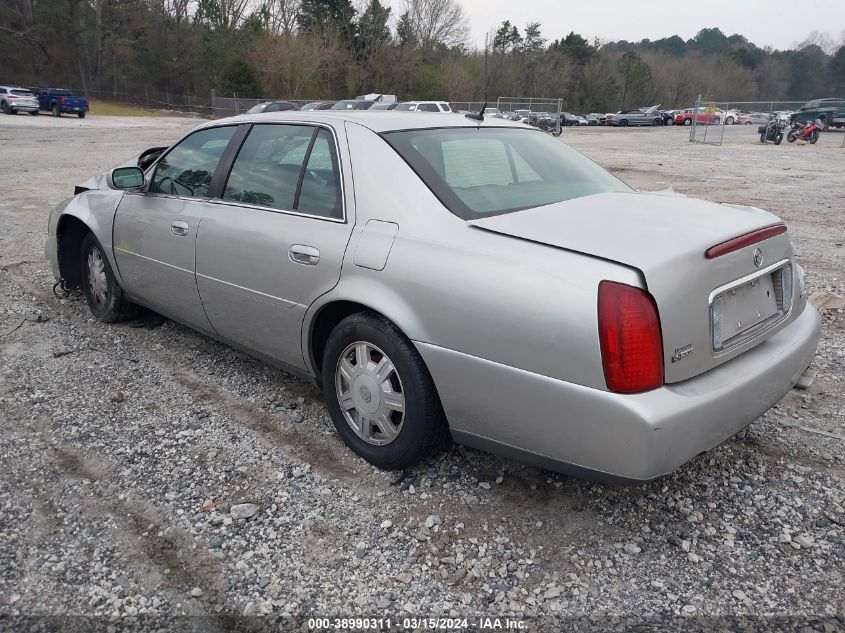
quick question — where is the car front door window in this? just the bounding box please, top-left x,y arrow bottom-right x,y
150,126 -> 236,197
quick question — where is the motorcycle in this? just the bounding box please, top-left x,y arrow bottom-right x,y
758,116 -> 786,144
537,116 -> 562,137
787,120 -> 820,144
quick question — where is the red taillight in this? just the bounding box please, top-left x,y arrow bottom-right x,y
705,224 -> 786,259
598,281 -> 664,394
60,97 -> 66,104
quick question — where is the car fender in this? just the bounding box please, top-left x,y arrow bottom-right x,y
51,189 -> 127,286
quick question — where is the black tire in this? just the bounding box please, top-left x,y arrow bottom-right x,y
80,233 -> 137,322
52,104 -> 61,117
0,101 -> 10,114
77,111 -> 86,119
809,131 -> 819,144
774,133 -> 783,145
619,119 -> 628,127
322,312 -> 450,470
760,132 -> 766,143
683,118 -> 692,126
30,110 -> 39,116
725,116 -> 734,125
787,131 -> 797,143
652,118 -> 661,126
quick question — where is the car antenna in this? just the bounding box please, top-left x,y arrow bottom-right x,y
465,103 -> 486,122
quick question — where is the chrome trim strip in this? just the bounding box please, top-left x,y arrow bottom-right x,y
196,272 -> 298,309
707,258 -> 791,305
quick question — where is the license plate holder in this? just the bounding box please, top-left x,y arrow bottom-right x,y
713,274 -> 778,347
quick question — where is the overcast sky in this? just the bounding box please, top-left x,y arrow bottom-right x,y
390,0 -> 845,52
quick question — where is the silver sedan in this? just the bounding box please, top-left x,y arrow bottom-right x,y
45,112 -> 820,482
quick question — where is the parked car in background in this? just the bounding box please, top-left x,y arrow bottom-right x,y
510,109 -> 531,122
722,109 -> 741,125
606,106 -> 663,127
484,107 -> 503,118
394,101 -> 452,113
674,107 -> 720,126
789,98 -> 845,129
246,101 -> 300,114
659,110 -> 677,125
584,114 -> 599,126
738,112 -> 771,125
300,101 -> 336,111
369,102 -> 399,111
0,86 -> 39,115
332,99 -> 376,110
37,87 -> 89,118
46,111 -> 820,482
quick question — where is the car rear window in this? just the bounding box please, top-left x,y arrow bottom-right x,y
11,89 -> 33,96
382,127 -> 630,219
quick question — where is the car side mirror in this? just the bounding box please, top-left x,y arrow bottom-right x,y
111,166 -> 145,190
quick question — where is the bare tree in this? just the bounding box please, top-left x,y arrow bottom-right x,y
265,0 -> 300,35
400,0 -> 469,56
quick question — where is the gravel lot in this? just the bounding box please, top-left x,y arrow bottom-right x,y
0,115 -> 843,631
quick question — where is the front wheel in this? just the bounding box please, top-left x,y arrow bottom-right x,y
52,105 -> 61,117
551,128 -> 561,137
760,132 -> 767,143
809,130 -> 819,144
725,117 -> 734,125
652,118 -> 661,126
30,110 -> 39,116
0,101 -> 10,114
774,133 -> 783,145
683,119 -> 692,126
619,120 -> 628,127
787,131 -> 797,143
80,233 -> 137,322
322,312 -> 449,470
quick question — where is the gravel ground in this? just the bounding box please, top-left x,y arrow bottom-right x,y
0,115 -> 843,631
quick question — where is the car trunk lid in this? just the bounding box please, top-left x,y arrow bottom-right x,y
468,191 -> 794,383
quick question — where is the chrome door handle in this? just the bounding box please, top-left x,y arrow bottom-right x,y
289,244 -> 320,266
170,220 -> 189,237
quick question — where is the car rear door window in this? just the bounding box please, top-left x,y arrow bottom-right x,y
150,126 -> 236,197
296,129 -> 342,218
223,124 -> 342,218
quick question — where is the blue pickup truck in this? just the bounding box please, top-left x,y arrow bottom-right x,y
37,88 -> 89,118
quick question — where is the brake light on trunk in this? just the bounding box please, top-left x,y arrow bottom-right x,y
598,281 -> 664,394
705,224 -> 786,259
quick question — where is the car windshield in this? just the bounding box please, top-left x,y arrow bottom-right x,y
383,127 -> 631,219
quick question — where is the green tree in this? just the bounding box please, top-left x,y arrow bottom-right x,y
617,50 -> 653,108
219,58 -> 263,97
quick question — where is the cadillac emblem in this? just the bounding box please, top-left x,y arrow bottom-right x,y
752,247 -> 763,268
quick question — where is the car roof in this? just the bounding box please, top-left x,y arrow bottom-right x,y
201,111 -> 527,133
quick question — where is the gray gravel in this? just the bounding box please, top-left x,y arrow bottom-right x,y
0,115 -> 843,628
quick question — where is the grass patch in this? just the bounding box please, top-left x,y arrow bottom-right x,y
88,99 -> 164,117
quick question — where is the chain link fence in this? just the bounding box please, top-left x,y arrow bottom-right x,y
689,97 -> 811,145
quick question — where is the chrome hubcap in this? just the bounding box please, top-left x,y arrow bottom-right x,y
86,247 -> 108,306
335,341 -> 405,446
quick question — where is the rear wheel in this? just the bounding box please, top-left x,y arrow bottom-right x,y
322,312 -> 449,470
725,116 -> 734,125
77,111 -> 86,119
30,110 -> 39,116
809,130 -> 819,144
760,132 -> 767,143
683,118 -> 692,126
0,101 -> 10,114
787,131 -> 797,143
52,104 -> 61,117
80,233 -> 137,322
652,118 -> 661,126
619,119 -> 628,127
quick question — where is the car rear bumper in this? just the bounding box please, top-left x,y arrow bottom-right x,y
9,102 -> 38,112
417,305 -> 821,483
